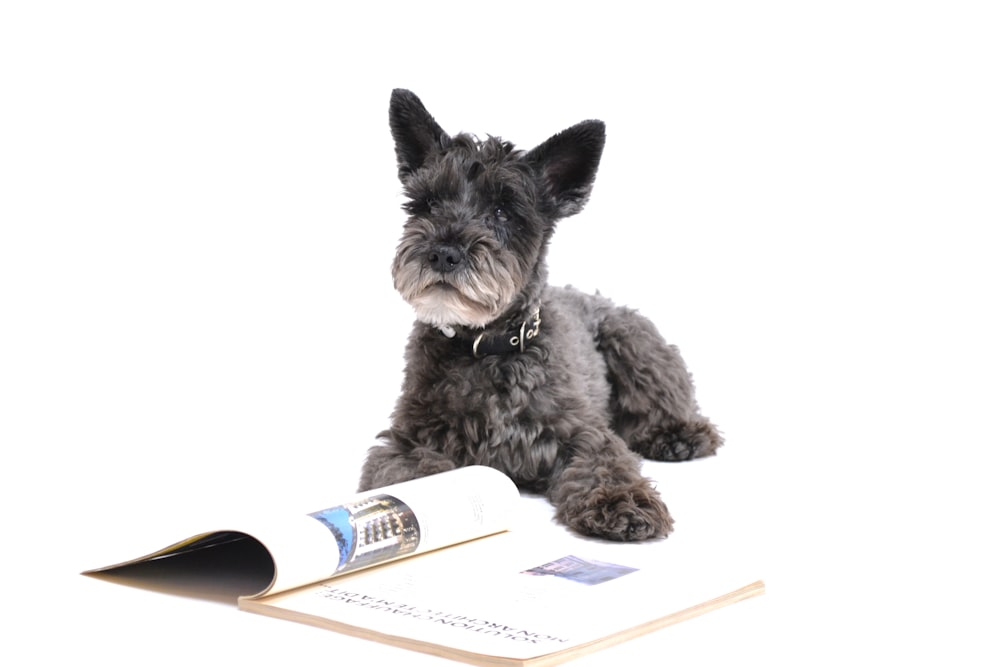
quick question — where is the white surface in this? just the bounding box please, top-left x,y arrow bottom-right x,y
2,2 -> 998,666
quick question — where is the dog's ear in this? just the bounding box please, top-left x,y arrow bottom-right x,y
525,120 -> 606,218
389,89 -> 450,181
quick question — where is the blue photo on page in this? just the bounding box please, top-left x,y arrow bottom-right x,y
522,555 -> 638,585
309,494 -> 420,574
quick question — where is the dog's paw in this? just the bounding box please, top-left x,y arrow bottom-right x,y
561,484 -> 674,541
634,418 -> 723,461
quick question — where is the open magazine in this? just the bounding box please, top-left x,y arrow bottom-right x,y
84,466 -> 764,667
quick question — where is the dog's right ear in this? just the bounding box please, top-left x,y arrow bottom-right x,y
389,89 -> 450,181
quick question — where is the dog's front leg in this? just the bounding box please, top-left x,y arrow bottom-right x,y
357,430 -> 458,492
546,427 -> 674,541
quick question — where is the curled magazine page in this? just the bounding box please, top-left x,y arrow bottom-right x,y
274,465 -> 521,593
83,466 -> 521,601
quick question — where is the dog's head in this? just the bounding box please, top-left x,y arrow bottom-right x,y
388,89 -> 605,330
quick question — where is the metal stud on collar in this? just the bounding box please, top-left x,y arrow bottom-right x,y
518,308 -> 541,352
471,308 -> 541,358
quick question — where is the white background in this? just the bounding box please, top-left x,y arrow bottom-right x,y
2,1 -> 998,665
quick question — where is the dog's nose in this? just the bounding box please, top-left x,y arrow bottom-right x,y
427,244 -> 465,273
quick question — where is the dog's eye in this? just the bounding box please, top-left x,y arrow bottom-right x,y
491,206 -> 509,223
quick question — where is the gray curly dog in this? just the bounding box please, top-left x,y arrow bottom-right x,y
359,89 -> 723,541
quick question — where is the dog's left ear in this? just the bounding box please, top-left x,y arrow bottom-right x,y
525,120 -> 606,218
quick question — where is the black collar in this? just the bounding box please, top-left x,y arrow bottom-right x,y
441,308 -> 541,358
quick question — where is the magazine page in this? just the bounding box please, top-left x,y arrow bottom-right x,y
84,466 -> 521,599
261,465 -> 520,596
240,507 -> 764,665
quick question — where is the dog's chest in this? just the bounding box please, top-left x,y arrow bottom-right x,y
444,353 -> 549,425
421,350 -> 563,478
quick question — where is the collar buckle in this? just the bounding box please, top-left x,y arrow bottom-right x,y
471,308 -> 541,358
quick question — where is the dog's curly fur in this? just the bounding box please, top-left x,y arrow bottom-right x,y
359,89 -> 722,541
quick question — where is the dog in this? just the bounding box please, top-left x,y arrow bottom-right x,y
358,89 -> 722,541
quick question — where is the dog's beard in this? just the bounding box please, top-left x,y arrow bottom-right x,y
392,244 -> 522,328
